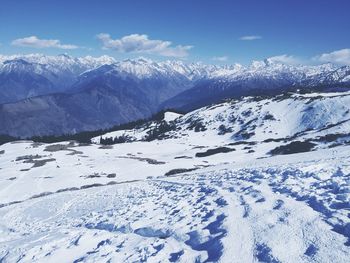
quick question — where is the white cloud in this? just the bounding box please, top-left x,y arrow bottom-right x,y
267,54 -> 301,65
212,56 -> 228,62
97,33 -> 192,57
313,48 -> 350,66
239,35 -> 262,41
12,36 -> 78,50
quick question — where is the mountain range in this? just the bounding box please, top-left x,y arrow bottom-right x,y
0,54 -> 349,137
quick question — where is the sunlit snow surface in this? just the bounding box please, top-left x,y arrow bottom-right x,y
1,92 -> 350,262
0,141 -> 349,262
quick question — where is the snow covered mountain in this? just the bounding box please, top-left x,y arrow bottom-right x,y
70,59 -> 213,107
0,91 -> 349,262
0,54 -> 116,104
0,54 -> 350,137
1,54 -> 349,106
162,60 -> 350,111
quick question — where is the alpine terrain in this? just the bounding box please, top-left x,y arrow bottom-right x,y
0,55 -> 349,137
0,89 -> 350,262
2,0 -> 349,262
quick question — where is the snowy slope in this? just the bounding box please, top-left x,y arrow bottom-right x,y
0,91 -> 350,262
0,142 -> 349,262
96,91 -> 350,146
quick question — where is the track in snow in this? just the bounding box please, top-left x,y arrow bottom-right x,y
0,162 -> 349,263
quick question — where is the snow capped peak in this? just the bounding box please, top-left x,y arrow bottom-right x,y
0,54 -> 349,94
78,55 -> 116,68
210,63 -> 244,78
84,58 -> 219,80
314,62 -> 338,71
113,59 -> 162,77
0,53 -> 116,69
74,56 -> 350,87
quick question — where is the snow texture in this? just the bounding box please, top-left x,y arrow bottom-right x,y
0,91 -> 350,262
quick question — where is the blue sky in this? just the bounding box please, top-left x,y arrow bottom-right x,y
0,0 -> 349,65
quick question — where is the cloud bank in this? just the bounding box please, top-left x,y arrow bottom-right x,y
12,36 -> 78,49
97,33 -> 192,58
314,48 -> 350,66
267,54 -> 301,65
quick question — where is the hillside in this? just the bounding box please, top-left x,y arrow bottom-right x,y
0,91 -> 349,262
